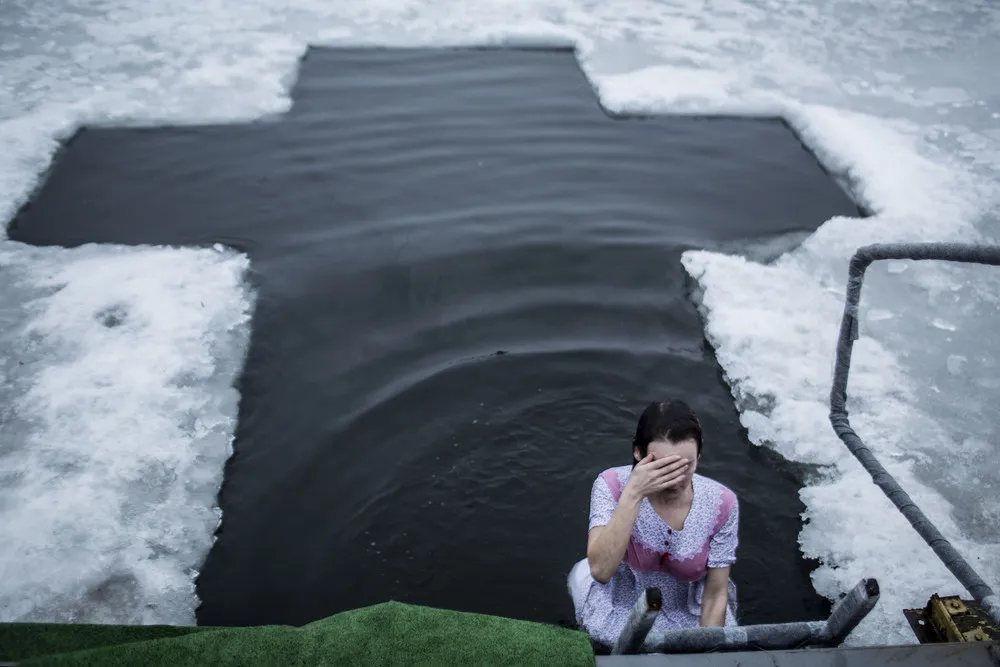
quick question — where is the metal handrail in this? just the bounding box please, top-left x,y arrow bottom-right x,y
612,578 -> 880,654
829,242 -> 1000,625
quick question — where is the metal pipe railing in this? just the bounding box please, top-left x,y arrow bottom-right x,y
829,242 -> 1000,625
612,578 -> 880,654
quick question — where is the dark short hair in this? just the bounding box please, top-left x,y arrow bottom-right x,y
631,399 -> 703,465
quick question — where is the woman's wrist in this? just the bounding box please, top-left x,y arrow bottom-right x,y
620,483 -> 644,509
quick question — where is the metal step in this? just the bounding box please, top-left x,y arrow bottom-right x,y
598,641 -> 1000,667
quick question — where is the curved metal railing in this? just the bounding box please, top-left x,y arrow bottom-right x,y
829,242 -> 1000,626
612,578 -> 880,654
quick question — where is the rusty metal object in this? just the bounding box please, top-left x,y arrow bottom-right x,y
905,594 -> 1000,643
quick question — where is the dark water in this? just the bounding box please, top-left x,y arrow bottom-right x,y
11,47 -> 861,629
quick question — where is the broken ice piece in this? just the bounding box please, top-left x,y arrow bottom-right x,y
946,354 -> 967,375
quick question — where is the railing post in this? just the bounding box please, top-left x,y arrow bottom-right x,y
822,577 -> 881,644
612,587 -> 662,655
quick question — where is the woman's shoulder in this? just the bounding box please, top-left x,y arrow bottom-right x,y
595,465 -> 633,484
694,473 -> 738,506
592,465 -> 633,495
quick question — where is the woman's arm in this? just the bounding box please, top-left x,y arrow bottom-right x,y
699,566 -> 730,627
586,454 -> 691,584
702,487 -> 739,626
586,489 -> 643,584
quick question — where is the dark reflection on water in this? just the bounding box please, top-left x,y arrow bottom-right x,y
10,47 -> 861,629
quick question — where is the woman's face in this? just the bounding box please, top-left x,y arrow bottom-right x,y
636,436 -> 700,480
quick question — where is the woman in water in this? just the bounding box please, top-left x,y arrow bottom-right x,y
568,399 -> 739,647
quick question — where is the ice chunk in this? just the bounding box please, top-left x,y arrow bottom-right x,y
946,354 -> 967,375
866,309 -> 894,323
0,244 -> 254,624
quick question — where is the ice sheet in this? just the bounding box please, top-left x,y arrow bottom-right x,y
0,243 -> 253,623
2,0 -> 998,640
